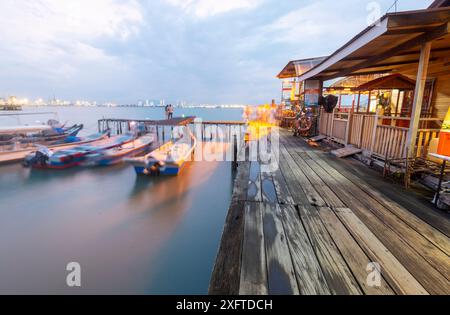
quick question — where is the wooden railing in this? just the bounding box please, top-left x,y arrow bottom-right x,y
318,108 -> 442,160
372,125 -> 409,159
318,111 -> 333,137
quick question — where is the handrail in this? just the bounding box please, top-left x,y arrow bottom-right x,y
376,125 -> 409,131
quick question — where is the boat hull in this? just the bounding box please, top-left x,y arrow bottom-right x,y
26,134 -> 134,169
132,163 -> 183,176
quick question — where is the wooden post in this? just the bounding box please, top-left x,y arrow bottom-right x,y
329,108 -> 335,138
356,92 -> 361,113
370,113 -> 379,154
232,134 -> 237,170
406,41 -> 431,158
345,111 -> 352,145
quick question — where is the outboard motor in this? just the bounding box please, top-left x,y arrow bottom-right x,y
23,146 -> 52,167
144,161 -> 164,176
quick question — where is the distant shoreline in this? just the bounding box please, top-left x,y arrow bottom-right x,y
20,104 -> 246,109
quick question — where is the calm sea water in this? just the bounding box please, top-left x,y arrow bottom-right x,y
0,106 -> 242,294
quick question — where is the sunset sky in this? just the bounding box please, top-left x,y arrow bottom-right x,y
0,0 -> 434,104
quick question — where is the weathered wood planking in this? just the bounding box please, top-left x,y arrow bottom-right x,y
271,167 -> 295,205
316,207 -> 394,295
287,149 -> 346,208
209,199 -> 245,295
295,146 -> 450,281
262,203 -> 299,294
287,134 -> 450,261
277,154 -> 310,206
239,202 -> 268,295
279,145 -> 326,207
331,147 -> 362,158
280,204 -> 331,295
297,204 -> 362,295
287,130 -> 450,238
247,161 -> 262,202
211,129 -> 450,295
290,142 -> 450,293
233,161 -> 250,202
334,208 -> 428,295
305,148 -> 450,255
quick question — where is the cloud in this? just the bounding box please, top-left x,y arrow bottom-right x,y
165,0 -> 262,18
0,0 -> 435,104
0,0 -> 143,86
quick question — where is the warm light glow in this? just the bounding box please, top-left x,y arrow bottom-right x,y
443,107 -> 450,131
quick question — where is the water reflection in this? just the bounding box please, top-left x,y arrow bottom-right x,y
0,143 -> 232,294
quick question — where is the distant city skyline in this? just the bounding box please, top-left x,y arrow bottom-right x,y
0,0 -> 433,104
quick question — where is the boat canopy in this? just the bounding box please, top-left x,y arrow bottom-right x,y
0,125 -> 51,135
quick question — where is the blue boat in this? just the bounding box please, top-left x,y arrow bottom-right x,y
24,133 -> 135,169
83,134 -> 154,166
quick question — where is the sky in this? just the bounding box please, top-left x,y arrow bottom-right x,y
0,0 -> 434,105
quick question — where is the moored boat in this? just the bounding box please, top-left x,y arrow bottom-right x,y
24,133 -> 135,169
125,130 -> 196,176
83,134 -> 154,166
0,123 -> 83,150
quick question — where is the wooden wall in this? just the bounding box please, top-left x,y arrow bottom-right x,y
431,73 -> 450,119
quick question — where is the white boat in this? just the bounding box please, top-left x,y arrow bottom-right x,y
0,125 -> 52,135
126,130 -> 196,176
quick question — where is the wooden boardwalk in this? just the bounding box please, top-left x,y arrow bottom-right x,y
209,128 -> 450,295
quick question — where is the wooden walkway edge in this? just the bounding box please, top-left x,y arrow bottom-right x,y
209,128 -> 450,295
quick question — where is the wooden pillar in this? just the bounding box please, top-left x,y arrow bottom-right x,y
356,92 -> 361,113
406,41 -> 431,158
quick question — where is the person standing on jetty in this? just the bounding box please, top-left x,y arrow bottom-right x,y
168,104 -> 174,119
164,104 -> 169,119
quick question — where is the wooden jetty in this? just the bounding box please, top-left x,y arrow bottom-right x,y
209,128 -> 450,295
98,116 -> 196,135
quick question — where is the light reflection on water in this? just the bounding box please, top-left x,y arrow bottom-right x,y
0,144 -> 233,294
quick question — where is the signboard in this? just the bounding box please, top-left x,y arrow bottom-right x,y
281,80 -> 299,103
304,80 -> 320,107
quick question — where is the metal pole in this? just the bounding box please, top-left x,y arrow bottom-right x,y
435,160 -> 446,207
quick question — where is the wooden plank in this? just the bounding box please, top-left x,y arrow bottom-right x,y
317,207 -> 395,295
279,145 -> 326,207
271,166 -> 295,205
304,148 -> 450,256
262,202 -> 299,294
209,200 -> 245,295
297,204 -> 362,295
292,147 -> 450,293
261,171 -> 278,204
290,151 -> 346,208
281,137 -> 345,208
247,161 -> 262,202
288,133 -> 450,251
331,146 -> 362,158
239,202 -> 268,295
232,161 -> 250,202
310,135 -> 327,142
277,157 -> 310,205
335,208 -> 428,295
280,204 -> 331,295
